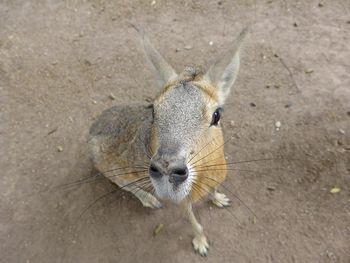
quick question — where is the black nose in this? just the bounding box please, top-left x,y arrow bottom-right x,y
149,164 -> 189,184
149,164 -> 162,179
169,167 -> 189,184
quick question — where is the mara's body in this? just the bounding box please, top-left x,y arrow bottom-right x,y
88,28 -> 248,256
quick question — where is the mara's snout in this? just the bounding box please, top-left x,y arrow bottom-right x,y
149,152 -> 192,203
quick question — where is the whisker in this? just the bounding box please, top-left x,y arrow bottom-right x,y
192,157 -> 300,170
99,165 -> 149,175
104,179 -> 153,208
191,166 -> 296,175
191,181 -> 241,224
189,136 -> 234,167
137,126 -> 154,159
191,155 -> 223,168
188,136 -> 219,165
75,177 -> 151,223
56,169 -> 149,190
193,168 -> 273,173
188,132 -> 242,169
132,181 -> 154,197
195,175 -> 257,219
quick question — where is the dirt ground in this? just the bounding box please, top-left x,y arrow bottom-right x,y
1,0 -> 349,262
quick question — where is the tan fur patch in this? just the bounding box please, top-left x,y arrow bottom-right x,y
189,127 -> 227,202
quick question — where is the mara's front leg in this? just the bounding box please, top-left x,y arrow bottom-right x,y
183,201 -> 209,256
122,184 -> 162,209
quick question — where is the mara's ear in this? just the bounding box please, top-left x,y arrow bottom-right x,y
141,33 -> 177,88
204,27 -> 249,104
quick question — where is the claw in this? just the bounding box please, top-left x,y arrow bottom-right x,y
192,235 -> 209,256
212,192 -> 231,208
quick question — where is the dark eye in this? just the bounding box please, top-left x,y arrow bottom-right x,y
151,105 -> 156,121
211,108 -> 222,126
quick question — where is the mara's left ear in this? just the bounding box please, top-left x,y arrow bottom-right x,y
132,24 -> 178,88
204,27 -> 249,104
142,34 -> 177,89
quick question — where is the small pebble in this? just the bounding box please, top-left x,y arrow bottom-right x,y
285,102 -> 292,108
151,0 -> 156,6
57,146 -> 63,152
293,22 -> 298,27
184,45 -> 193,50
305,69 -> 314,74
92,100 -> 97,104
333,139 -> 339,147
84,59 -> 92,66
48,127 -> 58,135
275,121 -> 281,128
250,102 -> 256,107
339,129 -> 345,135
267,186 -> 276,191
109,93 -> 116,100
252,217 -> 257,224
209,41 -> 214,46
330,187 -> 340,194
145,97 -> 153,103
153,223 -> 164,236
230,120 -> 235,127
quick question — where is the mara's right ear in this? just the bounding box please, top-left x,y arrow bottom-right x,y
204,27 -> 249,105
140,31 -> 177,88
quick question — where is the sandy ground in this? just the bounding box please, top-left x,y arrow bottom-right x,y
1,0 -> 349,262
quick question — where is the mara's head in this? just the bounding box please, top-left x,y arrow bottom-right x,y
142,28 -> 248,203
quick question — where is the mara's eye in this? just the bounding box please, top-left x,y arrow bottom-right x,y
211,108 -> 222,126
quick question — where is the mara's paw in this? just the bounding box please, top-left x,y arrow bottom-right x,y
212,192 -> 230,208
140,194 -> 162,209
192,235 -> 209,256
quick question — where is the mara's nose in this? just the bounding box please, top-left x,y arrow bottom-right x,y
169,167 -> 189,184
149,163 -> 189,184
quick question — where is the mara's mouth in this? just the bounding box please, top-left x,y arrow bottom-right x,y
149,169 -> 194,203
